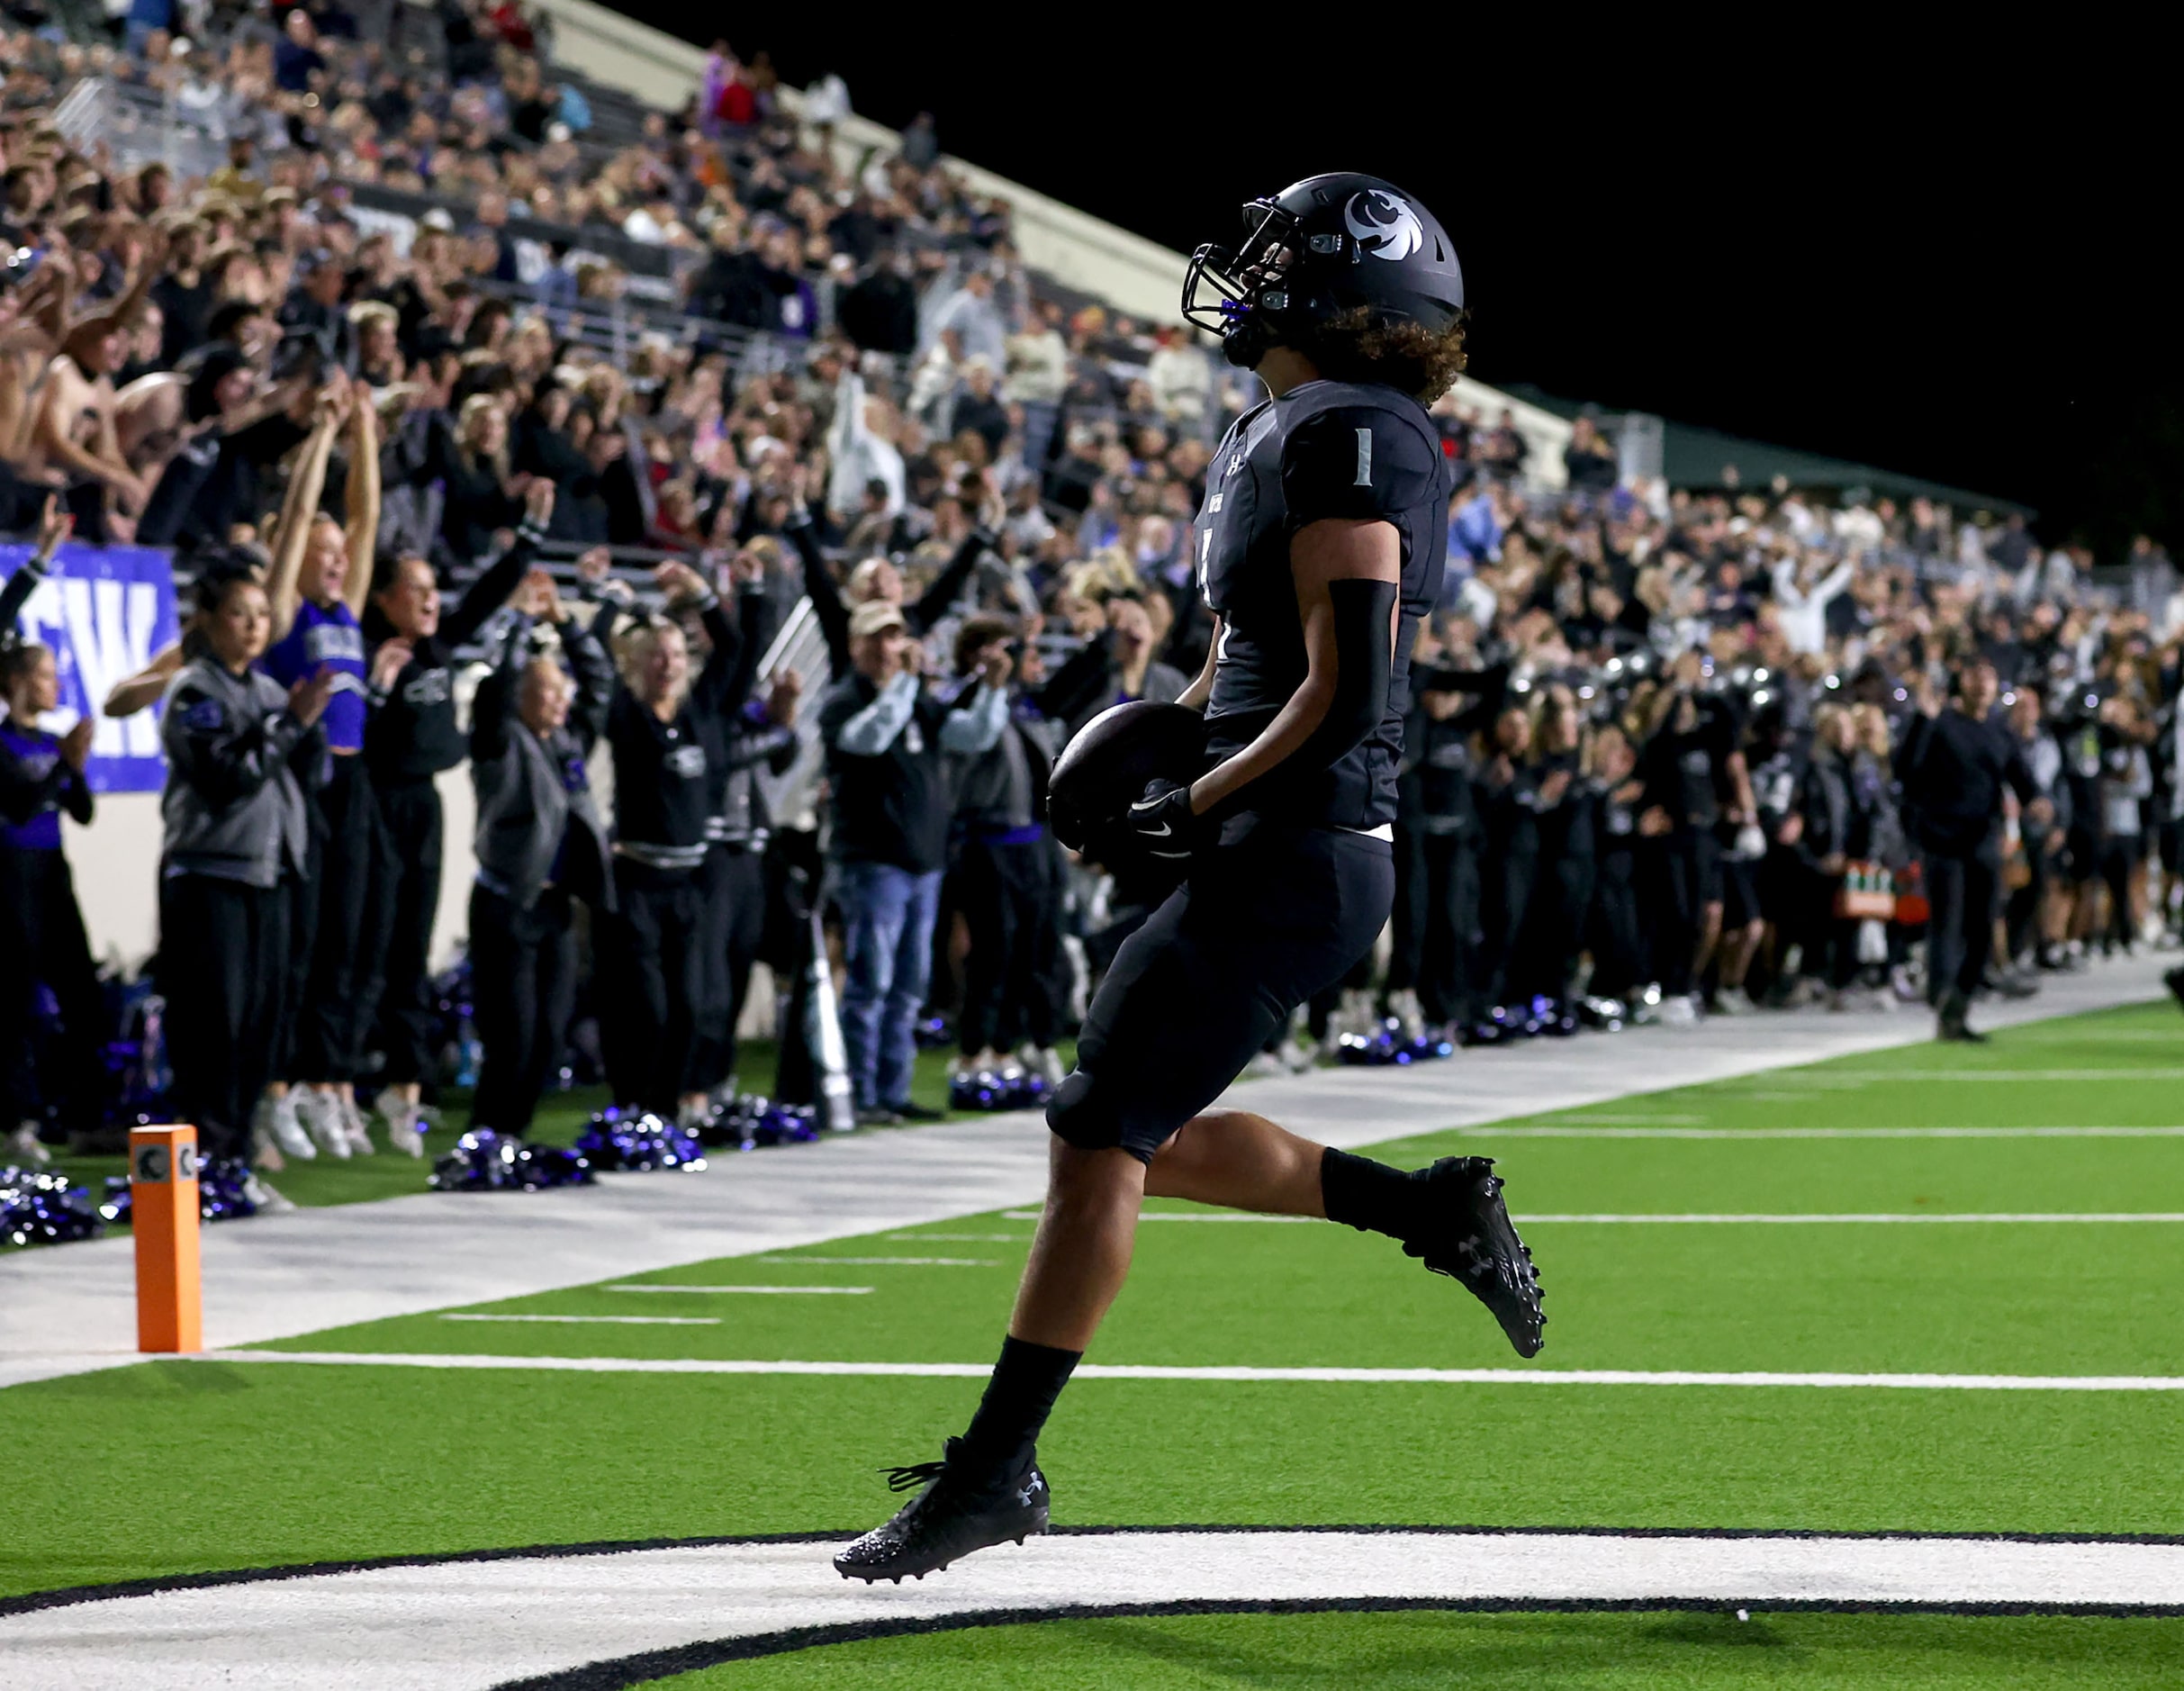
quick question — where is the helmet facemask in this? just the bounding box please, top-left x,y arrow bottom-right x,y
1182,197 -> 1305,368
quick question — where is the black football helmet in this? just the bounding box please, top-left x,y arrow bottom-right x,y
1182,172 -> 1464,369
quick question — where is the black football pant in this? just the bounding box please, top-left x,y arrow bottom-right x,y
1050,826 -> 1393,1163
687,843 -> 767,1095
2005,835 -> 2052,961
1640,832 -> 1714,996
1388,824 -> 1481,1026
468,882 -> 577,1136
162,874 -> 290,1162
1922,850 -> 1999,1006
956,834 -> 1064,1056
0,848 -> 104,1137
600,859 -> 702,1114
1585,848 -> 1647,999
366,776 -> 445,1087
294,755 -> 384,1083
1478,845 -> 1536,1009
1514,846 -> 1594,1004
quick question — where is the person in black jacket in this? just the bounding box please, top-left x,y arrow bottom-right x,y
1898,660 -> 2044,1040
1475,703 -> 1548,1025
356,480 -> 552,1153
465,572 -> 615,1138
1512,683 -> 1595,1020
598,560 -> 756,1122
1388,641 -> 1499,1041
439,394 -> 526,566
1791,705 -> 1858,999
684,555 -> 799,1107
945,615 -> 1068,1085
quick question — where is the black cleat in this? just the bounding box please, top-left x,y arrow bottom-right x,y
2164,966 -> 2184,1015
833,1437 -> 1050,1582
1405,1156 -> 1545,1357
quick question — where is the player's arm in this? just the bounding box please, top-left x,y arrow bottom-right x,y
1184,521 -> 1397,819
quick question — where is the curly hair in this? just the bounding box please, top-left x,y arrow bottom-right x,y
1288,306 -> 1470,404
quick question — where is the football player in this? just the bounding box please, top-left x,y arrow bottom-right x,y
836,174 -> 1544,1583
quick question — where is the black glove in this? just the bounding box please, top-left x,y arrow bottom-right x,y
1126,778 -> 1200,862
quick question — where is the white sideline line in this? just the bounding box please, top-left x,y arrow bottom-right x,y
200,1352 -> 2184,1391
1521,1213 -> 2184,1225
603,1284 -> 874,1296
886,1233 -> 1033,1243
754,1255 -> 999,1266
439,1314 -> 720,1326
10,1531 -> 2182,1690
1012,1207 -> 2184,1225
1824,1069 -> 2184,1081
1456,1125 -> 2184,1139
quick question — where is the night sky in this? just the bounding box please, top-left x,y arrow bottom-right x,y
619,21 -> 2171,554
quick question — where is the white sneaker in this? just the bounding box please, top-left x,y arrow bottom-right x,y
255,1090 -> 317,1161
1244,1051 -> 1288,1080
1710,989 -> 1752,1017
339,1096 -> 376,1156
295,1089 -> 352,1159
378,1095 -> 426,1158
1018,1044 -> 1066,1088
957,1049 -> 1004,1080
1385,988 -> 1425,1042
6,1122 -> 50,1166
1278,1035 -> 1318,1073
242,1171 -> 296,1213
1659,994 -> 1701,1027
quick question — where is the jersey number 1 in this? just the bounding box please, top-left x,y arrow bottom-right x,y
1354,427 -> 1374,487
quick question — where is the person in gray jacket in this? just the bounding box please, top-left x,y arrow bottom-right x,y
465,567 -> 615,1138
159,562 -> 334,1168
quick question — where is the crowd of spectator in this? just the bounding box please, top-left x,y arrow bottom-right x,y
1,6 -> 2181,1210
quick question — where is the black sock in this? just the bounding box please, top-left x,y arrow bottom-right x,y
957,1335 -> 1080,1482
1321,1146 -> 1430,1242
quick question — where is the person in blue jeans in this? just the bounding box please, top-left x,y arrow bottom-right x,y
819,600 -> 1010,1123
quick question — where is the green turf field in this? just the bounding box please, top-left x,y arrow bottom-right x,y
7,1001 -> 2182,1686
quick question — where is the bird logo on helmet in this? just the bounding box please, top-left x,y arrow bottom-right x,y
1181,171 -> 1463,369
1343,189 -> 1423,261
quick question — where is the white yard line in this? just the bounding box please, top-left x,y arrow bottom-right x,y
754,1255 -> 1001,1266
886,1233 -> 1033,1243
1521,1213 -> 2184,1224
195,1351 -> 2184,1392
1461,1126 -> 2184,1139
1815,1069 -> 2184,1081
5,1528 -> 2179,1690
1029,1207 -> 2184,1225
438,1314 -> 720,1326
3,953 -> 2167,1392
604,1284 -> 873,1296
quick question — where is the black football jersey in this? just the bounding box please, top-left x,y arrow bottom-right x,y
1192,378 -> 1450,830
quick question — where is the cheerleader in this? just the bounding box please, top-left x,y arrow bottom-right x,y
257,378 -> 380,1157
599,562 -> 753,1122
1,503 -> 99,1162
466,568 -> 615,1139
159,561 -> 333,1184
359,481 -> 553,1153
